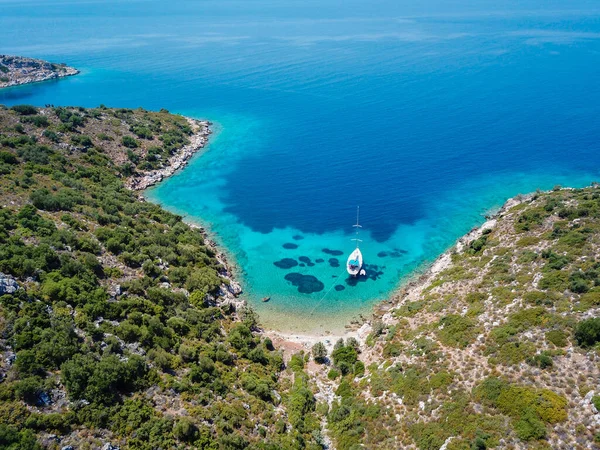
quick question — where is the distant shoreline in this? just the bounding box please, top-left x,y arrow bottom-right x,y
0,55 -> 79,89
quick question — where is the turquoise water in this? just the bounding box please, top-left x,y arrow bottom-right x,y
2,0 -> 600,332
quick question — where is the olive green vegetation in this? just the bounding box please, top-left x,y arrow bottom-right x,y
0,105 -> 324,449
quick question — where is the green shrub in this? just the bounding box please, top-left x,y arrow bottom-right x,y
312,341 -> 327,363
11,105 -> 38,115
327,369 -> 340,380
71,134 -> 93,149
474,378 -> 567,441
574,318 -> 600,347
22,115 -> 49,127
173,417 -> 198,442
0,151 -> 18,164
527,352 -> 553,370
122,136 -> 139,148
437,315 -> 479,348
546,330 -> 568,347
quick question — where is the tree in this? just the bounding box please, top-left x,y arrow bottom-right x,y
173,417 -> 198,442
575,318 -> 600,347
122,136 -> 139,149
312,342 -> 327,364
346,337 -> 360,353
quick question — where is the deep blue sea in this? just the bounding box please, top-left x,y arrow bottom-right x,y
2,0 -> 600,332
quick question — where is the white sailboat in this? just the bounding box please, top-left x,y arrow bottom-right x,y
346,206 -> 364,277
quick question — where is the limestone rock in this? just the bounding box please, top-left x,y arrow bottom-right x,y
0,272 -> 18,295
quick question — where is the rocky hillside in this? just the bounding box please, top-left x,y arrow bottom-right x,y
0,56 -> 78,88
1,103 -> 599,450
0,105 -> 325,449
304,189 -> 600,449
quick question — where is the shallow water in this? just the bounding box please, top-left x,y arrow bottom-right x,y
2,0 -> 600,332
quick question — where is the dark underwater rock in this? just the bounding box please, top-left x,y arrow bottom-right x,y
273,258 -> 298,269
334,285 -> 345,291
377,249 -> 407,258
283,243 -> 298,249
299,256 -> 315,267
322,248 -> 344,256
329,258 -> 340,268
284,273 -> 325,294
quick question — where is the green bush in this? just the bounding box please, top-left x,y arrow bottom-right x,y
122,135 -> 139,148
437,315 -> 479,348
574,318 -> 600,347
173,417 -> 198,442
327,369 -> 340,380
0,151 -> 18,164
474,378 -> 567,441
61,353 -> 148,405
546,330 -> 568,347
22,115 -> 49,128
11,105 -> 38,115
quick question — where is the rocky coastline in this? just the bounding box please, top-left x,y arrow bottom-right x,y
130,118 -> 245,310
264,194 -> 532,354
140,128 -> 537,352
0,55 -> 79,88
128,117 -> 211,191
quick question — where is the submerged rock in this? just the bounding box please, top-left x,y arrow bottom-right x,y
282,243 -> 298,249
334,285 -> 345,291
292,234 -> 304,240
284,273 -> 324,294
299,256 -> 315,267
378,249 -> 407,258
273,258 -> 299,269
322,248 -> 343,256
328,258 -> 340,268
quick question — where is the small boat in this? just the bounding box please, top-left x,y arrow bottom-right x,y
346,206 -> 364,277
262,296 -> 271,302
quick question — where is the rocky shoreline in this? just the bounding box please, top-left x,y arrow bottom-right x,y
128,117 -> 211,190
0,55 -> 79,88
133,122 -> 544,355
130,118 -> 245,310
265,194 -> 532,354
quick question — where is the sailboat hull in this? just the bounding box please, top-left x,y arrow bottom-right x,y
346,248 -> 363,276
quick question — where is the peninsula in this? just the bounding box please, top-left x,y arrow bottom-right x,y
0,55 -> 79,88
0,103 -> 598,449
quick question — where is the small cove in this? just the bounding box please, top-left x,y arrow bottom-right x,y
2,0 -> 600,332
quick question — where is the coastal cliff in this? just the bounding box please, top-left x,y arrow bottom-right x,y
0,55 -> 78,88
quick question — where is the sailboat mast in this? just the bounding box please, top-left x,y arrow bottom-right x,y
353,206 -> 362,248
